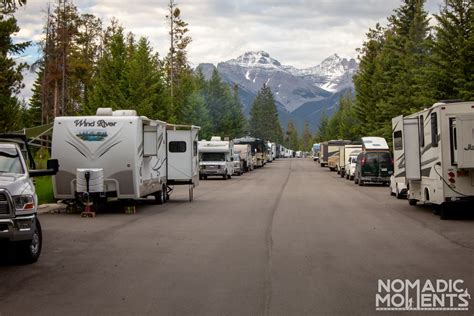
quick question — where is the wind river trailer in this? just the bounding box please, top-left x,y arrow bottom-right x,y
166,124 -> 200,201
391,100 -> 474,218
198,137 -> 234,179
52,108 -> 169,209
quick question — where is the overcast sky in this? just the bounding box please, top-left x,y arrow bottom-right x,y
14,0 -> 443,99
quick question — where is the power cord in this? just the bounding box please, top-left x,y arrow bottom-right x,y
433,163 -> 470,197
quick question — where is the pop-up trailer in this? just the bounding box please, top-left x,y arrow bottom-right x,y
166,124 -> 200,201
391,100 -> 474,219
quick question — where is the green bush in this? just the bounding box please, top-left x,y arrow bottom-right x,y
35,176 -> 55,204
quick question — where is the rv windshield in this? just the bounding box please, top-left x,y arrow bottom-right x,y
0,148 -> 24,174
201,152 -> 226,162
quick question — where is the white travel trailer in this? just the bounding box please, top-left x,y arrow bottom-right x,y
338,144 -> 362,177
198,137 -> 234,180
52,108 -> 168,206
166,124 -> 200,201
391,100 -> 474,219
234,144 -> 253,171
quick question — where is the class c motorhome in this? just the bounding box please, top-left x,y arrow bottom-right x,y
391,100 -> 474,218
234,144 -> 253,172
338,144 -> 362,177
198,136 -> 234,180
52,108 -> 169,205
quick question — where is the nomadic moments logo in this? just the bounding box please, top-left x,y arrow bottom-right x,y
376,279 -> 471,311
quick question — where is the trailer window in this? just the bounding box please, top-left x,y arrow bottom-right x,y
169,141 -> 186,153
419,115 -> 425,147
393,131 -> 403,150
449,118 -> 457,165
193,141 -> 198,157
431,113 -> 438,147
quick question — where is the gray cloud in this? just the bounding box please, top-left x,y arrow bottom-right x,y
15,0 -> 443,100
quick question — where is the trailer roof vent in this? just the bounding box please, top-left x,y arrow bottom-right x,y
113,110 -> 137,116
96,108 -> 113,116
210,136 -> 222,141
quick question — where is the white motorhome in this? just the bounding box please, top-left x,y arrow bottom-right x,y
198,137 -> 234,180
266,141 -> 274,162
391,100 -> 474,219
338,145 -> 362,177
166,124 -> 200,201
234,144 -> 253,171
52,108 -> 169,206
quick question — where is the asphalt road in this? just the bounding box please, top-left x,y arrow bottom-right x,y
1,158 -> 473,315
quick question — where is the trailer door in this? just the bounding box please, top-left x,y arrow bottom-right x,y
403,118 -> 421,180
456,114 -> 474,168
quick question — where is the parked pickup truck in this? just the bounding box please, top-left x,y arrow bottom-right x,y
0,134 -> 58,263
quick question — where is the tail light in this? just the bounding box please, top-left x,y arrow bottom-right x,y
360,158 -> 366,166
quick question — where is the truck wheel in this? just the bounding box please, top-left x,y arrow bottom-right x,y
358,179 -> 364,186
228,174 -> 232,179
223,175 -> 227,180
17,218 -> 42,264
408,199 -> 417,206
340,171 -> 344,178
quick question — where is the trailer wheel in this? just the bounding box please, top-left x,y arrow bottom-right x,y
155,190 -> 164,205
223,175 -> 227,180
189,185 -> 193,202
408,199 -> 417,206
358,179 -> 364,186
16,217 -> 42,264
340,171 -> 344,178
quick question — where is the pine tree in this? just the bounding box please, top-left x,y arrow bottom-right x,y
249,84 -> 283,142
285,120 -> 299,150
429,0 -> 474,101
0,0 -> 29,132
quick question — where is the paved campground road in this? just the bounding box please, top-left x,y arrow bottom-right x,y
1,158 -> 473,315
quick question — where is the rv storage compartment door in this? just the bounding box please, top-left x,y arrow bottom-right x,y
76,168 -> 104,193
144,125 -> 157,157
403,118 -> 421,180
456,114 -> 474,169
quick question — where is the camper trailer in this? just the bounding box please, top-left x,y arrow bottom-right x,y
338,144 -> 362,177
198,137 -> 234,179
234,144 -> 253,171
52,108 -> 169,206
234,137 -> 266,167
327,140 -> 351,171
166,124 -> 200,201
391,101 -> 474,218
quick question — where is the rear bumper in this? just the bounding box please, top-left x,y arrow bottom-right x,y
0,215 -> 36,241
360,176 -> 390,183
200,170 -> 226,176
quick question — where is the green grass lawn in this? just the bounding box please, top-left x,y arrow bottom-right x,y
35,176 -> 55,204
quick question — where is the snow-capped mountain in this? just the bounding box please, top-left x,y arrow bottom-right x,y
197,51 -> 358,132
286,54 -> 358,92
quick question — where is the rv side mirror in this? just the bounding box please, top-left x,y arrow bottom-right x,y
29,159 -> 59,177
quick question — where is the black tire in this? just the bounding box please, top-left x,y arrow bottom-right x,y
155,190 -> 164,205
199,175 -> 203,180
223,175 -> 227,180
17,217 -> 42,264
408,199 -> 417,206
340,171 -> 345,178
203,175 -> 207,180
228,174 -> 232,179
358,179 -> 364,186
354,175 -> 359,184
439,204 -> 450,220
